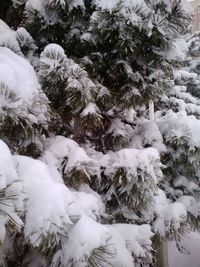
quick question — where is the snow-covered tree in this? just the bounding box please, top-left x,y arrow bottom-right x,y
39,43 -> 103,141
0,0 -> 196,266
155,32 -> 200,236
0,20 -> 49,156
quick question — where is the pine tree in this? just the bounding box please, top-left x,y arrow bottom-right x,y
0,0 -> 197,266
0,20 -> 50,156
156,32 -> 200,236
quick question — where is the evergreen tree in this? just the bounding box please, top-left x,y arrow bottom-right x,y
0,20 -> 49,156
156,32 -> 200,235
0,0 -> 197,266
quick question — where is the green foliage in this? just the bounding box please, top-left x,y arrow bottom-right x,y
0,1 -> 195,266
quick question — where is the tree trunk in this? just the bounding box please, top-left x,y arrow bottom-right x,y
156,239 -> 169,267
126,107 -> 135,121
73,115 -> 85,142
149,100 -> 155,120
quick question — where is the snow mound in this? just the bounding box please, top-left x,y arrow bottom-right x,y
0,47 -> 49,128
111,223 -> 153,262
130,120 -> 166,153
13,155 -> 102,247
55,215 -> 153,267
0,140 -> 23,242
111,147 -> 163,183
41,136 -> 99,186
157,110 -> 200,150
0,47 -> 38,104
168,232 -> 200,267
165,38 -> 188,62
0,19 -> 36,57
61,215 -> 114,267
154,202 -> 187,237
0,20 -> 21,55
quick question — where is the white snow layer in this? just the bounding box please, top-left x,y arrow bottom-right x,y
24,0 -> 85,13
40,136 -> 99,184
154,202 -> 187,237
168,232 -> 200,267
157,110 -> 200,150
0,46 -> 49,124
165,38 -> 188,62
0,47 -> 39,104
110,147 -> 163,183
13,154 -> 103,246
0,139 -> 156,266
53,215 -> 153,267
0,141 -> 23,242
0,20 -> 22,55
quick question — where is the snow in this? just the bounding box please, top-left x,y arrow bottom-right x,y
152,189 -> 169,214
165,38 -> 188,62
168,232 -> 200,267
169,96 -> 200,116
0,141 -> 23,242
61,215 -> 114,267
59,215 -> 153,267
0,20 -> 15,42
0,141 -> 18,189
154,202 -> 187,237
93,0 -> 149,25
41,43 -> 66,59
157,110 -> 200,150
26,0 -> 85,13
13,154 -> 103,247
0,46 -> 48,125
180,0 -> 193,14
0,137 -> 102,249
79,184 -> 105,215
0,131 -> 195,265
66,147 -> 91,169
177,195 -> 200,216
111,147 -> 162,183
173,176 -> 199,193
111,223 -> 153,261
40,43 -> 95,113
16,27 -> 37,54
0,20 -> 21,55
68,0 -> 85,10
150,190 -> 190,238
129,120 -> 167,153
0,1 -> 197,265
173,86 -> 197,104
81,102 -> 100,116
174,70 -> 197,82
42,135 -> 79,160
106,227 -> 135,267
106,118 -> 134,147
0,47 -> 39,104
13,155 -> 73,246
41,136 -> 98,184
25,0 -> 45,13
94,0 -> 146,10
39,43 -> 67,80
